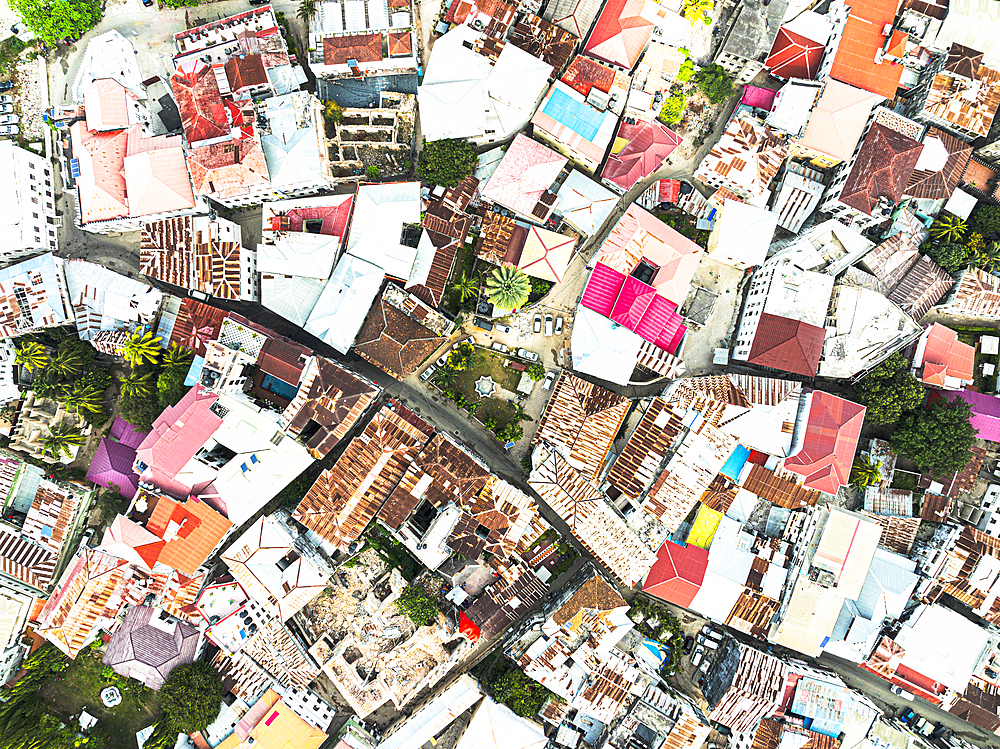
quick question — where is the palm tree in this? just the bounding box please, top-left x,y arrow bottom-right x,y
452,273 -> 479,304
682,0 -> 713,26
975,241 -> 1000,274
162,343 -> 193,370
434,368 -> 458,387
297,0 -> 317,21
41,421 -> 86,460
484,265 -> 532,311
930,214 -> 967,243
62,382 -> 103,419
119,371 -> 156,399
14,342 -> 48,372
850,455 -> 882,490
47,349 -> 83,380
122,330 -> 162,368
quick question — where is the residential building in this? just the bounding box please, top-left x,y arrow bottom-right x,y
861,487 -> 921,556
103,605 -> 200,689
0,582 -> 33,684
702,640 -> 787,733
933,267 -> 1000,322
353,286 -> 448,378
0,254 -> 67,337
861,234 -> 953,320
86,417 -> 148,501
453,697 -> 547,749
926,526 -> 1000,625
214,688 -> 328,749
0,342 -> 18,406
642,540 -> 709,609
912,323 -> 975,389
695,114 -> 788,203
553,169 -> 617,236
309,0 -> 417,78
824,0 -> 906,98
769,163 -> 826,233
414,175 -> 476,306
157,297 -> 228,357
377,677 -> 483,749
543,0 -> 603,40
531,81 -> 617,175
908,43 -> 1000,141
601,119 -> 682,194
905,127 -> 973,202
71,30 -> 146,107
629,40 -> 687,119
418,25 -> 551,145
560,54 -> 631,117
0,141 -> 57,259
292,402 -> 433,552
790,81 -> 883,169
707,201 -> 778,269
340,181 -> 421,282
63,260 -> 162,345
765,12 -> 832,80
783,391 -> 865,495
259,92 -> 334,198
480,134 -> 567,222
583,0 -> 652,71
713,0 -> 789,82
732,254 -> 834,377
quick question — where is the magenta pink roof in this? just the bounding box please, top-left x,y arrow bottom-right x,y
741,85 -> 778,110
86,439 -> 141,500
135,385 -> 224,486
110,416 -> 149,449
581,262 -> 627,316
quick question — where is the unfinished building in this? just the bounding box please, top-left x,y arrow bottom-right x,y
326,92 -> 415,181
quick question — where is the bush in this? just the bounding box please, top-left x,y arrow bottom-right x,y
417,139 -> 478,187
395,583 -> 439,626
484,662 -> 552,718
677,58 -> 695,83
969,205 -> 1000,237
11,0 -> 101,43
324,100 -> 344,123
526,362 -> 545,381
658,91 -> 686,125
923,241 -> 971,272
693,64 -> 735,103
854,352 -> 925,425
119,392 -> 162,432
157,367 -> 189,409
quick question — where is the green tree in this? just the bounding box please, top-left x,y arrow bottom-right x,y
693,64 -> 735,103
447,342 -> 476,371
889,397 -> 978,477
677,58 -> 695,82
365,165 -> 381,180
973,240 -> 1000,274
41,420 -> 86,460
158,661 -> 222,733
47,349 -> 83,380
969,204 -> 1000,237
417,138 -> 478,188
923,241 -> 970,272
61,382 -> 104,420
296,0 -> 316,22
850,455 -> 882,490
162,343 -> 193,370
120,371 -> 156,399
10,0 -> 101,44
324,100 -> 344,123
854,352 -> 925,425
484,265 -> 532,311
119,392 -> 162,431
657,91 -> 686,126
122,330 -> 162,368
452,272 -> 479,303
681,0 -> 713,25
157,367 -> 190,408
434,367 -> 459,388
489,668 -> 551,718
526,362 -> 546,381
14,341 -> 48,372
395,583 -> 440,626
930,214 -> 967,243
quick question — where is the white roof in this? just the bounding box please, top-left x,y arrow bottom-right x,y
0,582 -> 32,652
945,188 -> 978,220
570,306 -> 642,386
455,698 -> 547,749
304,253 -> 385,353
813,508 -> 881,600
759,256 -> 835,326
710,200 -> 777,266
774,218 -> 874,274
261,275 -> 327,327
766,80 -> 822,137
557,170 -> 618,236
71,30 -> 145,104
895,604 -> 990,692
771,166 -> 825,234
257,234 -> 341,280
688,569 -> 745,622
417,80 -> 489,141
378,676 -> 483,749
486,44 -> 552,136
782,10 -> 832,44
934,0 -> 1000,67
63,260 -> 162,339
345,182 -> 422,280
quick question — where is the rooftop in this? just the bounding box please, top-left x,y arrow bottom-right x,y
794,81 -> 882,164
103,605 -> 200,690
748,313 -> 827,377
583,0 -> 652,70
906,127 -> 973,200
695,114 -> 787,199
766,18 -> 829,79
829,0 -> 906,97
353,290 -> 447,378
915,323 -> 975,388
556,170 -> 618,235
601,119 -> 682,193
480,134 -> 567,219
531,81 -> 619,167
784,391 -> 866,494
838,123 -> 924,216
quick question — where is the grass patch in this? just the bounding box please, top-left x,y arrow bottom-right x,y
444,244 -> 477,315
453,351 -> 521,394
653,208 -> 710,248
38,644 -> 159,748
476,398 -> 518,429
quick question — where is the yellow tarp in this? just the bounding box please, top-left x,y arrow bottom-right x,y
687,504 -> 723,550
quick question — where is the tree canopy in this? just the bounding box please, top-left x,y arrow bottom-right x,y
854,352 -> 925,425
693,64 -> 735,103
657,91 -> 686,126
158,662 -> 222,733
922,241 -> 971,272
417,139 -> 478,188
969,204 -> 1000,238
889,396 -> 978,477
395,583 -> 440,626
11,0 -> 101,44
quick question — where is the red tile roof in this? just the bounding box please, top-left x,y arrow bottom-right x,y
583,0 -> 652,70
642,541 -> 708,608
323,33 -> 384,65
601,119 -> 682,192
145,494 -> 233,575
766,27 -> 825,79
388,30 -> 412,57
225,53 -> 268,91
839,123 -> 924,215
783,391 -> 866,494
169,298 -> 227,357
560,55 -> 616,98
747,312 -> 826,377
170,59 -> 230,146
829,0 -> 905,98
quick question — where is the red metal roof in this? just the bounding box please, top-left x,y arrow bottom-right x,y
583,0 -> 652,69
642,540 -> 708,608
919,323 -> 975,385
560,55 -> 616,98
766,27 -> 825,79
783,391 -> 866,494
170,59 -> 229,146
829,0 -> 904,98
601,119 -> 681,192
658,179 -> 680,203
747,312 -> 826,377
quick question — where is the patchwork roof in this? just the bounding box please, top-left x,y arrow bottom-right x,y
766,27 -> 825,79
906,128 -> 973,200
543,0 -> 604,40
560,54 -> 616,97
170,59 -> 230,146
187,136 -> 271,200
507,14 -> 578,70
601,119 -> 682,193
922,59 -> 1000,137
828,0 -> 905,97
783,391 -> 866,494
141,216 -> 246,301
225,53 -> 268,91
583,0 -> 653,70
937,267 -> 1000,320
167,298 -> 227,357
643,540 -> 709,608
353,294 -> 447,379
838,123 -> 923,215
795,81 -> 882,164
531,81 -> 618,166
747,312 -> 826,377
695,114 -> 788,199
103,604 -> 199,689
480,134 -> 567,218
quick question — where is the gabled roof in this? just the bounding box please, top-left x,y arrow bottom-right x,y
481,134 -> 567,218
145,494 -> 233,575
353,294 -> 447,379
123,147 -> 196,217
784,391 -> 865,494
86,438 -> 141,500
170,58 -> 230,146
507,14 -> 578,70
70,122 -> 129,223
695,114 -> 788,199
303,253 -> 385,354
560,54 -> 616,97
186,136 -> 271,200
938,267 -> 1000,319
557,170 -> 617,235
944,389 -> 1000,443
84,78 -> 133,131
543,0 -> 604,40
917,323 -> 974,387
795,81 -> 882,163
168,297 -> 227,357
838,123 -> 924,215
747,312 -> 826,377
829,0 -> 905,97
103,604 -> 200,690
601,119 -> 682,193
643,541 -> 709,608
583,0 -> 653,70
765,27 -> 826,79
906,127 -> 973,200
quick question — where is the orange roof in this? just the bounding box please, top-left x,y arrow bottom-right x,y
187,136 -> 270,199
829,0 -> 904,98
70,121 -> 129,224
919,323 -> 975,386
84,78 -> 132,132
146,496 -> 233,576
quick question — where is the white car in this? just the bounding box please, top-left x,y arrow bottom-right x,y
490,342 -> 509,353
555,316 -> 564,335
495,323 -> 513,334
0,125 -> 18,136
542,371 -> 556,390
533,315 -> 542,334
437,352 -> 449,367
0,95 -> 12,105
891,686 -> 915,701
0,104 -> 13,115
420,364 -> 437,382
0,114 -> 16,125
544,314 -> 553,336
517,349 -> 539,361
458,335 -> 474,346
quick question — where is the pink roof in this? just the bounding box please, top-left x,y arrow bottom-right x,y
944,390 -> 1000,443
71,121 -> 129,224
84,78 -> 132,132
643,541 -> 708,608
601,119 -> 682,192
584,0 -> 653,70
918,323 -> 974,386
741,85 -> 777,111
480,134 -> 567,217
135,386 -> 224,493
581,262 -> 627,316
658,179 -> 680,203
783,391 -> 866,494
123,147 -> 196,217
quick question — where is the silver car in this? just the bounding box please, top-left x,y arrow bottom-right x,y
542,371 -> 556,390
517,348 -> 539,361
0,125 -> 18,136
0,115 -> 17,125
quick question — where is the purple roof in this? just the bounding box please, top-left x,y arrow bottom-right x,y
110,416 -> 149,449
86,438 -> 141,499
946,390 -> 999,441
103,605 -> 199,690
741,85 -> 777,111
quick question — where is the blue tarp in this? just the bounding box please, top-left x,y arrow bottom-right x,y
542,87 -> 603,141
720,444 -> 750,481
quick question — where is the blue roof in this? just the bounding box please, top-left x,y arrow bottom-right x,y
184,355 -> 205,387
542,87 -> 603,142
719,444 -> 750,481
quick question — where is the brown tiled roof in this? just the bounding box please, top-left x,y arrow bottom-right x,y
551,570 -> 625,626
141,217 -> 247,300
920,491 -> 951,522
323,33 -> 383,65
466,560 -> 548,640
953,680 -> 1000,732
279,356 -> 379,459
950,698 -> 1000,732
507,13 -> 577,70
742,464 -> 823,509
441,175 -> 479,213
241,620 -> 319,689
727,591 -> 780,640
887,254 -> 953,320
224,53 -> 268,91
532,371 -> 630,480
292,402 -> 433,550
700,475 -> 739,513
169,298 -> 227,357
476,210 -> 517,265
752,720 -> 840,749
606,398 -> 683,501
353,296 -> 447,379
944,42 -> 983,79
839,123 -> 923,215
406,237 -> 458,308
906,128 -> 973,200
861,232 -> 922,289
747,313 -> 826,377
927,527 -> 1000,622
923,66 -> 1000,138
388,30 -> 411,57
256,337 -> 311,388
560,55 -> 615,98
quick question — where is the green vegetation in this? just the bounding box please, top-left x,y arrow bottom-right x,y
969,204 -> 1000,237
364,524 -> 420,580
930,214 -> 967,243
451,272 -> 479,304
657,91 -> 686,126
890,471 -> 918,491
17,336 -> 112,426
433,348 -> 525,441
484,265 -> 532,311
324,100 -> 344,124
365,165 -> 380,180
850,455 -> 882,490
445,243 -> 477,315
41,420 -> 87,460
890,397 -> 979,478
854,353 -> 926,425
526,362 -> 546,381
630,597 -> 684,674
11,0 -> 101,44
477,657 -> 552,718
417,138 -> 478,188
142,663 -> 221,749
547,539 -> 579,578
681,0 -> 713,25
677,58 -> 695,83
122,331 -> 162,368
0,36 -> 26,81
14,340 -> 48,371
693,64 -> 735,104
526,279 -> 554,305
119,342 -> 194,431
276,471 -> 316,509
923,241 -> 971,272
395,583 -> 440,626
652,208 -> 710,247
297,0 -> 316,21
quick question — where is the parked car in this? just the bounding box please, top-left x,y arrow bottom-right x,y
544,314 -> 553,336
0,105 -> 13,115
682,635 -> 695,654
249,0 -> 268,5
490,342 -> 509,353
900,709 -> 917,725
533,315 -> 543,334
0,125 -> 19,136
690,646 -> 704,668
458,335 -> 475,346
420,365 -> 437,382
891,686 -> 915,701
0,115 -> 17,125
0,82 -> 13,92
517,348 -> 539,361
701,638 -> 719,651
437,352 -> 449,367
0,95 -> 13,105
555,316 -> 564,335
704,628 -> 724,642
143,0 -> 156,6
474,317 -> 494,331
495,323 -> 513,334
507,360 -> 526,372
542,371 -> 556,390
